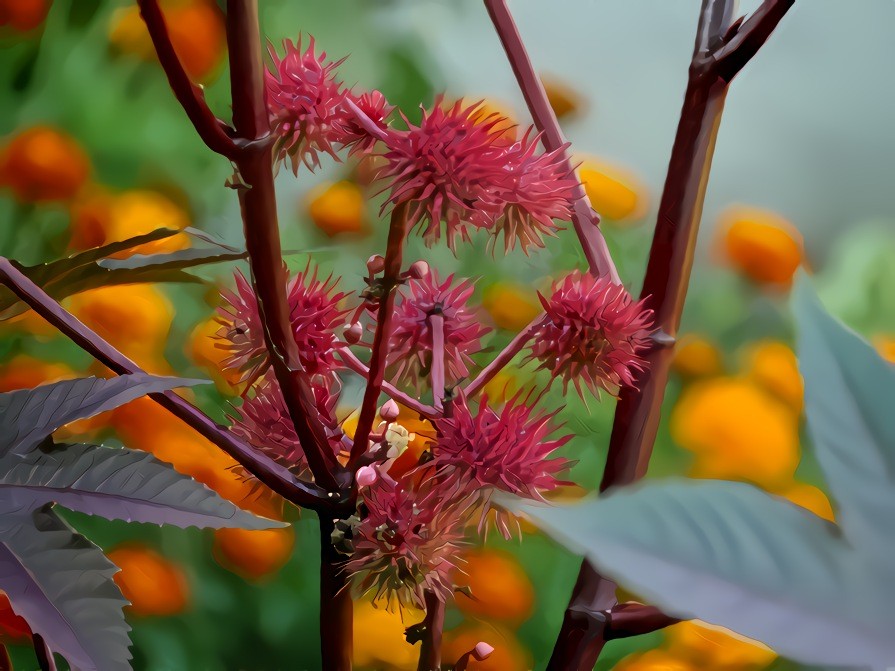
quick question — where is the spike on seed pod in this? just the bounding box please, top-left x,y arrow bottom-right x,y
344,322 -> 363,344
367,254 -> 385,275
380,399 -> 400,422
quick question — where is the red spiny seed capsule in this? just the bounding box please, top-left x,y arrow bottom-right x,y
343,322 -> 363,344
366,254 -> 385,275
379,399 -> 400,422
406,260 -> 430,280
387,271 -> 491,392
531,270 -> 654,397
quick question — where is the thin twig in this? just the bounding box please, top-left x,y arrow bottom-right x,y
546,1 -> 795,668
463,315 -> 546,398
224,0 -> 342,492
337,347 -> 440,420
136,0 -> 239,159
0,257 -> 330,509
349,203 -> 410,465
416,589 -> 445,671
482,0 -> 620,284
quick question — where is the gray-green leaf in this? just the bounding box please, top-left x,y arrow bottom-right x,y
0,374 -> 204,456
0,442 -> 286,529
0,506 -> 131,671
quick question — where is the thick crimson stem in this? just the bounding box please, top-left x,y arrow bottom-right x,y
318,515 -> 353,671
136,0 -> 238,159
482,0 -> 619,283
225,0 -> 342,493
606,603 -> 681,640
349,203 -> 410,465
547,1 -> 794,668
429,313 -> 446,411
0,644 -> 9,671
0,257 -> 329,509
337,348 -> 440,420
463,315 -> 546,398
416,590 -> 445,671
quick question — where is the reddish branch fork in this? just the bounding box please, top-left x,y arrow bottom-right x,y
483,0 -> 795,668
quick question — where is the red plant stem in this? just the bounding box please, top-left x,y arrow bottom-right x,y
416,589 -> 445,671
0,257 -> 329,509
482,0 -> 619,284
463,315 -> 546,398
429,313 -> 446,411
33,635 -> 55,671
604,603 -> 680,640
136,0 -> 238,159
0,644 -> 9,671
318,515 -> 353,671
224,0 -> 342,493
349,203 -> 410,465
337,348 -> 440,419
546,1 -> 794,668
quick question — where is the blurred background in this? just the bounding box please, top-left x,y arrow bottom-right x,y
1,1 -> 893,669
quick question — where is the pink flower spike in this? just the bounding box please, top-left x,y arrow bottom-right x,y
379,399 -> 400,422
530,270 -> 654,397
356,465 -> 378,487
387,271 -> 491,392
473,642 -> 495,661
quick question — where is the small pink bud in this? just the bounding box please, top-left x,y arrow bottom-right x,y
407,260 -> 430,279
379,399 -> 400,422
344,322 -> 363,344
367,254 -> 385,274
356,466 -> 378,487
472,642 -> 494,661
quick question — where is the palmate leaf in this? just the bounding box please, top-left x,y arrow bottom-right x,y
0,374 -> 203,456
794,276 -> 895,559
0,228 -> 247,318
516,481 -> 895,667
0,442 -> 285,529
511,275 -> 895,669
0,506 -> 131,671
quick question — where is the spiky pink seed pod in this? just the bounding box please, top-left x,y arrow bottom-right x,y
344,322 -> 363,344
265,36 -> 349,173
406,260 -> 430,280
387,271 -> 491,392
356,465 -> 378,487
379,399 -> 400,422
217,267 -> 349,382
338,90 -> 394,155
473,642 -> 495,661
531,270 -> 654,397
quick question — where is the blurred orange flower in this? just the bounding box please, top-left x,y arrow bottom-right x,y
305,180 -> 368,238
482,282 -> 540,331
0,126 -> 90,203
614,649 -> 699,671
873,334 -> 895,364
670,377 -> 800,488
108,544 -> 191,617
188,316 -> 243,394
774,481 -> 835,522
0,0 -> 50,32
442,622 -> 531,671
665,620 -> 776,669
352,598 -> 422,670
579,158 -> 648,223
541,74 -> 586,120
455,549 -> 535,625
719,206 -> 803,286
109,1 -> 225,81
742,340 -> 803,413
213,527 -> 295,581
672,334 -> 724,379
0,354 -> 74,392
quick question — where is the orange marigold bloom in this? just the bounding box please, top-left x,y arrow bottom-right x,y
719,206 -> 803,286
213,527 -> 295,581
0,126 -> 90,203
672,335 -> 724,379
614,650 -> 699,671
0,355 -> 74,393
482,282 -> 541,331
306,180 -> 368,237
108,545 -> 190,617
579,158 -> 648,223
671,377 -> 800,489
352,599 -> 422,670
442,623 -> 532,671
665,620 -> 777,669
743,340 -> 803,413
455,549 -> 535,624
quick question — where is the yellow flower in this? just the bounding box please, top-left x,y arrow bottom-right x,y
614,650 -> 699,671
579,158 -> 648,223
718,206 -> 803,286
672,335 -> 724,379
773,481 -> 835,522
670,377 -> 800,488
873,335 -> 895,364
541,74 -> 585,120
305,180 -> 368,237
187,317 -> 242,394
0,126 -> 90,203
743,341 -> 803,413
442,622 -> 531,671
0,355 -> 74,393
665,621 -> 776,669
455,549 -> 535,625
213,527 -> 295,581
108,545 -> 191,617
482,282 -> 541,331
482,369 -> 521,404
352,599 -> 422,671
